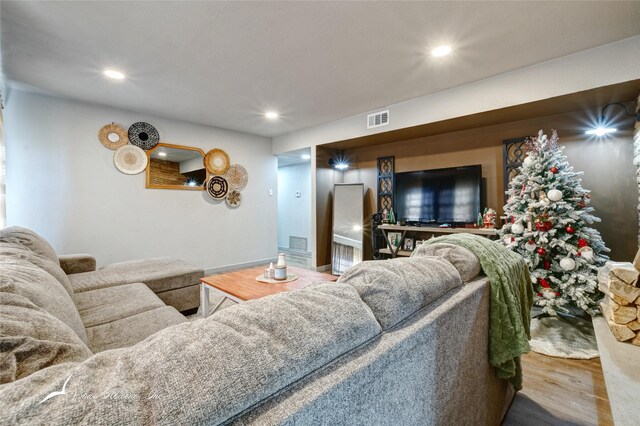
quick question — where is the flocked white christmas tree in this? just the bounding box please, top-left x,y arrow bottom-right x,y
500,130 -> 609,316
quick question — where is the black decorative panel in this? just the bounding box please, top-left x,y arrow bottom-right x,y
502,137 -> 528,204
376,156 -> 394,214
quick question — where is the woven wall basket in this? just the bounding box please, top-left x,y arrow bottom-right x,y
207,175 -> 229,199
113,145 -> 148,175
98,123 -> 129,150
226,190 -> 241,207
225,164 -> 248,191
128,122 -> 160,150
205,148 -> 231,175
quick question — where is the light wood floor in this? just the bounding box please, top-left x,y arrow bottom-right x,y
503,352 -> 613,425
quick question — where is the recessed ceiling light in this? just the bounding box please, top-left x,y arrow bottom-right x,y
158,151 -> 167,157
301,154 -> 311,160
431,45 -> 452,57
103,69 -> 126,80
265,111 -> 279,120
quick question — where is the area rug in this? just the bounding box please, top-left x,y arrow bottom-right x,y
529,314 -> 599,359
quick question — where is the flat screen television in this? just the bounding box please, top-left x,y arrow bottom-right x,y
395,165 -> 482,225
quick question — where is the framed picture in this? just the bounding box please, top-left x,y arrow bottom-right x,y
403,237 -> 414,251
387,232 -> 402,248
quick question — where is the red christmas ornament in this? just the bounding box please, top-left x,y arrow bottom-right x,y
544,259 -> 551,270
550,166 -> 559,174
555,291 -> 561,297
578,238 -> 588,248
528,239 -> 535,245
566,225 -> 575,234
537,292 -> 542,297
537,247 -> 547,256
545,222 -> 553,231
511,216 -> 515,224
539,278 -> 550,288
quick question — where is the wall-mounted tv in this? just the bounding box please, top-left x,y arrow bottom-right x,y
395,165 -> 482,225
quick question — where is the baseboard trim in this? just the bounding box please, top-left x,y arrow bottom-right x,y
314,264 -> 332,273
204,257 -> 278,276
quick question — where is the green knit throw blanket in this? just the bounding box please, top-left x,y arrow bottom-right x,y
424,233 -> 533,390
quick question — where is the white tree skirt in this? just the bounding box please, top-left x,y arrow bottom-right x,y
529,315 -> 599,359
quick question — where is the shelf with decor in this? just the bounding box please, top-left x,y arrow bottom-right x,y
378,224 -> 498,258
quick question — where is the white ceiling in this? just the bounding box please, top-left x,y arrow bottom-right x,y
2,1 -> 639,138
278,147 -> 311,168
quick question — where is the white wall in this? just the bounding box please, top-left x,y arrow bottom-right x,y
277,162 -> 311,250
273,36 -> 640,154
4,90 -> 278,269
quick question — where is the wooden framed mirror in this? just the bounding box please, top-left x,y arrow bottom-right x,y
146,143 -> 207,190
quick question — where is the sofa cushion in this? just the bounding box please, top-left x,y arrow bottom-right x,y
0,242 -> 75,299
68,257 -> 204,294
338,256 -> 462,330
0,293 -> 92,384
85,306 -> 186,353
0,226 -> 59,264
412,242 -> 482,282
0,258 -> 88,344
75,283 -> 166,328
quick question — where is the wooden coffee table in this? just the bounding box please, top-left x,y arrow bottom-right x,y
199,265 -> 337,318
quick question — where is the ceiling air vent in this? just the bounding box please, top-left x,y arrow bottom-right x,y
367,110 -> 389,129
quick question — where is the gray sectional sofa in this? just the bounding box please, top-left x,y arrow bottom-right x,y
0,226 -> 514,425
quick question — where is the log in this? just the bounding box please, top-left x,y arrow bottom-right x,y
598,277 -> 640,304
601,309 -> 637,342
627,320 -> 640,331
601,297 -> 637,324
607,292 -> 630,306
611,263 -> 639,286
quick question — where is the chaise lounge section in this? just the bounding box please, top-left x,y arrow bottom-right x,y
1,226 -> 204,313
0,226 -> 202,354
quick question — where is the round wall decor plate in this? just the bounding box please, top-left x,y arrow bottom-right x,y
206,175 -> 229,199
224,164 -> 248,191
98,123 -> 129,150
205,149 -> 231,175
128,122 -> 160,150
113,145 -> 148,175
226,190 -> 241,207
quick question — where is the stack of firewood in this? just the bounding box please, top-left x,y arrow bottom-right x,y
598,252 -> 640,346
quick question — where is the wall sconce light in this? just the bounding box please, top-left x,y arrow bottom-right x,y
328,153 -> 350,170
586,102 -> 639,136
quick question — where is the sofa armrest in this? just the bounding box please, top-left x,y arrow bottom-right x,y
58,254 -> 96,275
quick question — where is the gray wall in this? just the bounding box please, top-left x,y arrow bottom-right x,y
4,90 -> 278,269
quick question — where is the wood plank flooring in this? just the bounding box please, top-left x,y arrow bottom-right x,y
503,352 -> 613,425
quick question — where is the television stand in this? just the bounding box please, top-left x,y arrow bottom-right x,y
378,224 -> 497,258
